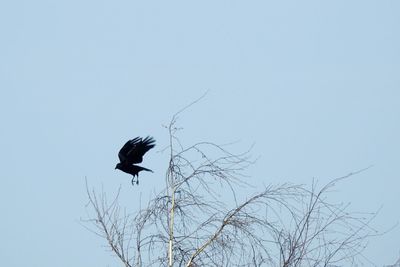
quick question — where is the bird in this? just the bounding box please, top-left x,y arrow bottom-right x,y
115,136 -> 155,185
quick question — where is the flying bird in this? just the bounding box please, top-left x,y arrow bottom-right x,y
115,136 -> 155,185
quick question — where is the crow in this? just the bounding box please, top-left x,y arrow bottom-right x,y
115,136 -> 155,185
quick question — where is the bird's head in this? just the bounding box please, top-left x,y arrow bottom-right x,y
115,163 -> 122,170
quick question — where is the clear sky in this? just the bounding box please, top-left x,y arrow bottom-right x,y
0,0 -> 399,266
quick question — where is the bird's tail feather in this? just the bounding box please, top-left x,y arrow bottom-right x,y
139,166 -> 153,172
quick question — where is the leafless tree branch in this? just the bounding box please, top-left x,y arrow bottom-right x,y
83,101 -> 381,266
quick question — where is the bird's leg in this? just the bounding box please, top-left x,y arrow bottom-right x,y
131,176 -> 139,186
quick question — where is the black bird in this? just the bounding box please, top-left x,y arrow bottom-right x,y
115,136 -> 155,185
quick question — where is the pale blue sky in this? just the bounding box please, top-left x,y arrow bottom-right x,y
0,1 -> 399,266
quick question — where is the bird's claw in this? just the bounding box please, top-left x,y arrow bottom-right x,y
131,177 -> 140,186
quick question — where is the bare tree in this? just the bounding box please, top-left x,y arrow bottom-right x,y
83,101 -> 378,266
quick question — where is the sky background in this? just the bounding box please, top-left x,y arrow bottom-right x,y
1,0 -> 399,266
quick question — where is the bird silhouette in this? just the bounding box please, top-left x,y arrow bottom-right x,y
115,136 -> 155,185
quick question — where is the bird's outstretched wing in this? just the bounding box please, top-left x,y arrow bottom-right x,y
118,136 -> 155,164
118,137 -> 141,163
